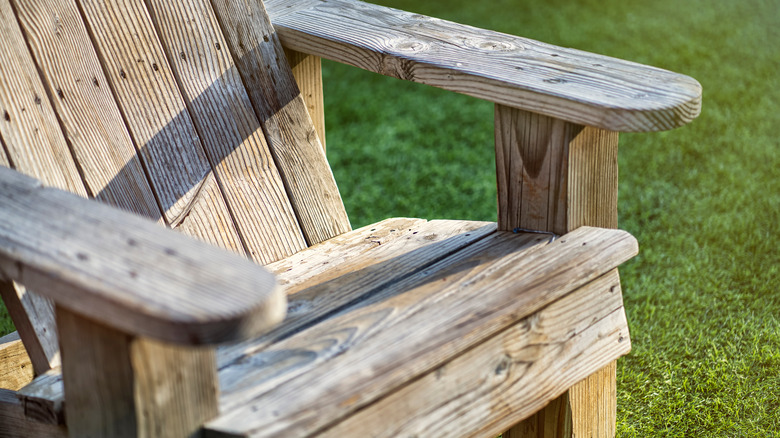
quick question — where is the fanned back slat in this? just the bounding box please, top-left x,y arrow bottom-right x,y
144,0 -> 307,263
13,0 -> 161,220
74,0 -> 244,253
0,0 -> 86,195
210,0 -> 352,245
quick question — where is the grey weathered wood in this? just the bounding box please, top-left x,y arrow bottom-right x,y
76,0 -> 244,252
0,146 -> 8,167
211,0 -> 351,245
57,306 -> 218,437
0,283 -> 58,375
0,0 -> 89,374
264,0 -> 702,132
0,167 -> 284,345
145,0 -> 308,264
0,0 -> 86,195
218,218 -> 495,368
315,270 -> 628,438
13,0 -> 161,220
0,389 -> 66,438
11,218 -> 497,422
15,369 -> 63,425
206,227 -> 637,437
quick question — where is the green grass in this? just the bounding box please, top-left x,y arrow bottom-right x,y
324,0 -> 779,436
2,0 -> 778,435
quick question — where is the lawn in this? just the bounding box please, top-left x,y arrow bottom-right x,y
323,0 -> 779,436
2,0 -> 778,435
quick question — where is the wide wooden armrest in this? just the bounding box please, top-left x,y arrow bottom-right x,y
0,167 -> 285,345
265,0 -> 701,132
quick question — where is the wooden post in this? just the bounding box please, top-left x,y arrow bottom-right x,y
284,49 -> 326,153
56,306 -> 218,437
495,105 -> 619,438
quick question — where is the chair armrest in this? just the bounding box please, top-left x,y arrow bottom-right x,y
265,0 -> 701,132
0,167 -> 284,345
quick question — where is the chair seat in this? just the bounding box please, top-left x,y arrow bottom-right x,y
208,218 -> 636,437
16,218 -> 636,437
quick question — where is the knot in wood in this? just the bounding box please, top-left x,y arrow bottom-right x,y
463,38 -> 519,52
391,39 -> 429,53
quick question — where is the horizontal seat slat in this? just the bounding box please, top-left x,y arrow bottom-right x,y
265,0 -> 701,132
316,270 -> 629,438
218,218 -> 495,368
13,218 -> 495,425
207,225 -> 637,437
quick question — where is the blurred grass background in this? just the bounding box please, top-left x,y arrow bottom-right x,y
1,0 -> 777,435
325,0 -> 779,436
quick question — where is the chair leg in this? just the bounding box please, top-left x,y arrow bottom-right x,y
502,362 -> 616,438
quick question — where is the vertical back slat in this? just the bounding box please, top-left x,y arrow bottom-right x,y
145,0 -> 307,263
12,0 -> 161,221
210,0 -> 351,246
75,0 -> 243,252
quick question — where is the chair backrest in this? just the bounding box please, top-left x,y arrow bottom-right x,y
0,0 -> 350,374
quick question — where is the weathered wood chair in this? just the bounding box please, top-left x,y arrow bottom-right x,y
0,0 -> 700,436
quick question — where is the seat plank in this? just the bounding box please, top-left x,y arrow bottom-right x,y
218,218 -> 495,368
144,0 -> 308,263
211,0 -> 351,245
76,0 -> 243,252
207,226 -> 637,437
316,270 -> 629,438
12,218 -> 496,423
265,0 -> 701,132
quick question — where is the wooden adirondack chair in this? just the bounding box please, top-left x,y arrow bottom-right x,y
0,0 -> 700,436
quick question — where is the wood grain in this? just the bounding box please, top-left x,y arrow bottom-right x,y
57,306 -> 218,437
218,218 -> 495,368
13,0 -> 162,220
314,270 -> 628,438
496,106 -> 621,437
11,218 -> 496,422
0,389 -> 66,438
0,333 -> 32,391
0,146 -> 8,167
211,0 -> 351,245
145,0 -> 308,264
76,0 -> 244,252
0,0 -> 86,195
264,0 -> 701,132
495,106 -> 618,234
206,227 -> 637,437
0,0 -> 93,375
0,282 -> 58,375
15,369 -> 64,425
285,49 -> 326,151
569,361 -> 617,438
0,166 -> 284,345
